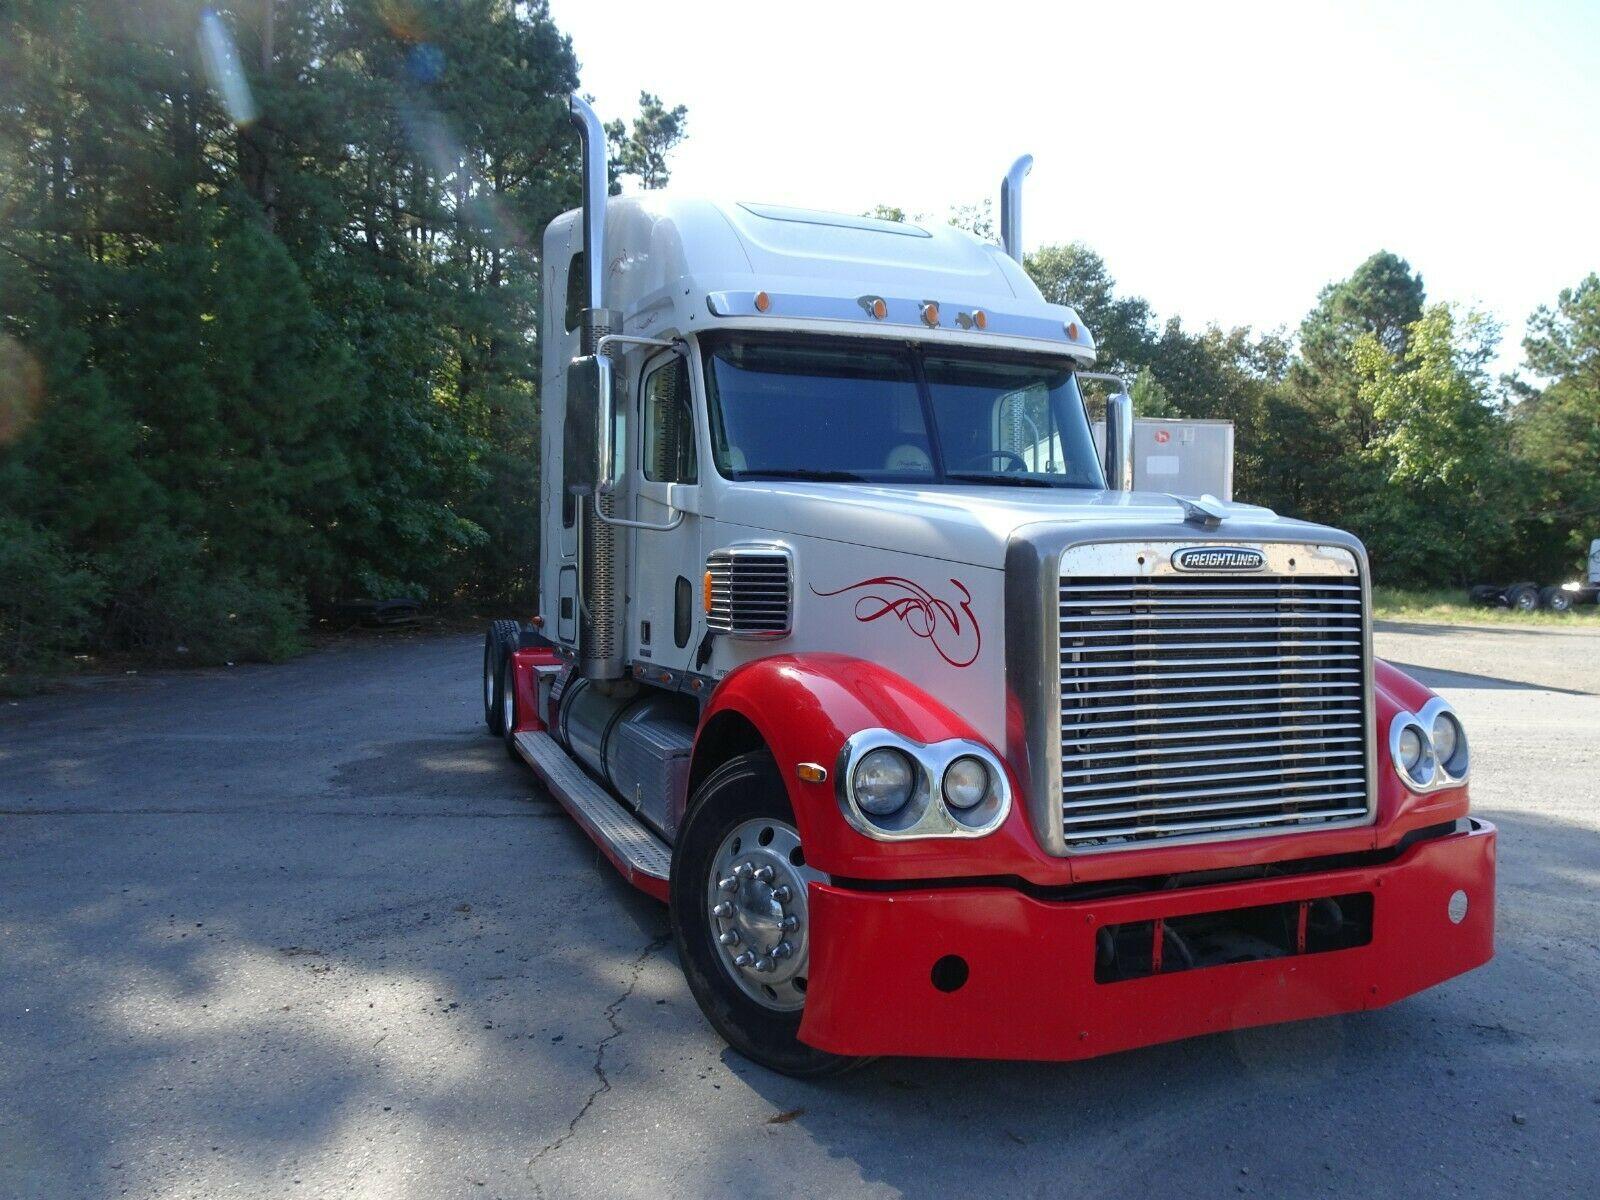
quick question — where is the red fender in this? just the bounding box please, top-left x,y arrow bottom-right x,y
696,652 -> 1473,886
694,653 -> 1060,881
1372,656 -> 1470,830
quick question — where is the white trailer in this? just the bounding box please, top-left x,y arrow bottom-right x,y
1092,417 -> 1235,500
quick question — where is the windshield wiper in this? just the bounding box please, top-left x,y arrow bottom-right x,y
736,467 -> 871,482
944,471 -> 1057,488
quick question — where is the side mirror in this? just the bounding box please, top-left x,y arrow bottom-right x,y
564,354 -> 617,496
1104,391 -> 1134,493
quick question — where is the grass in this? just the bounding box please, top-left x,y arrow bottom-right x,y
1372,586 -> 1600,628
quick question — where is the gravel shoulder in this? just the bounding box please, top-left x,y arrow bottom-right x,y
2,632 -> 1597,1199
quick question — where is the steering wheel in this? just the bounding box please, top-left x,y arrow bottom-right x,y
962,450 -> 1029,472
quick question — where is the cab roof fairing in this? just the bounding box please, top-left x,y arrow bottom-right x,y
547,193 -> 1098,361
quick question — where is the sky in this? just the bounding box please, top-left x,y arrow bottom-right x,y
546,0 -> 1600,377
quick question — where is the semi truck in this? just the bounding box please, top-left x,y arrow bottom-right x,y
1469,538 -> 1600,613
479,95 -> 1495,1076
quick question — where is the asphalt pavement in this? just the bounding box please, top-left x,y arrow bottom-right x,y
2,624 -> 1597,1199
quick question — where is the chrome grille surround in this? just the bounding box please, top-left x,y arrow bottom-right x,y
705,544 -> 793,638
1003,528 -> 1376,857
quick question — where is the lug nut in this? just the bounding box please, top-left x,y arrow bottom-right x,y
780,915 -> 799,931
712,902 -> 733,918
754,957 -> 775,973
733,951 -> 755,967
772,940 -> 793,960
752,865 -> 775,883
719,931 -> 741,946
718,876 -> 738,893
734,863 -> 754,879
772,885 -> 792,903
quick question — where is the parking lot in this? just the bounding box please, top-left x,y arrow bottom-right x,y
2,623 -> 1598,1199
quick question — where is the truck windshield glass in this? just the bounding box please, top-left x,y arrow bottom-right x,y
704,338 -> 1104,488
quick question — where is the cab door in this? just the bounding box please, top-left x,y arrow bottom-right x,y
629,352 -> 702,673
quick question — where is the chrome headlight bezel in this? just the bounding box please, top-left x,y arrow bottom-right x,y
835,729 -> 1011,840
1388,697 -> 1469,793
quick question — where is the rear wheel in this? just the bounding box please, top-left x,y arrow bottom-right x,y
483,620 -> 519,735
499,654 -> 521,759
1540,586 -> 1572,613
670,751 -> 863,1078
1506,584 -> 1540,614
1467,585 -> 1500,607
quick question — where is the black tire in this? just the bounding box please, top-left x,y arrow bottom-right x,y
670,751 -> 864,1079
483,619 -> 519,735
499,654 -> 522,759
1506,583 -> 1540,614
1540,586 -> 1572,613
1467,585 -> 1500,607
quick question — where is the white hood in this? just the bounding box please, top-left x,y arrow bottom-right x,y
719,482 -> 1305,569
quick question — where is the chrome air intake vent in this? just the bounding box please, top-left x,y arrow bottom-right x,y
1054,542 -> 1374,852
706,545 -> 792,638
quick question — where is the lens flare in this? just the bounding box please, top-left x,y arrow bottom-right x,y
197,8 -> 258,127
0,335 -> 43,447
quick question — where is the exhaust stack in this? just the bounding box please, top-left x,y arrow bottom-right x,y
1000,154 -> 1033,265
567,94 -> 625,682
569,91 -> 604,339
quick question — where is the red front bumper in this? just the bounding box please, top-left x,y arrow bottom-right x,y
799,820 -> 1495,1061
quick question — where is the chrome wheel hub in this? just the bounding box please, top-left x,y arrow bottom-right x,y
501,668 -> 515,732
707,818 -> 820,1012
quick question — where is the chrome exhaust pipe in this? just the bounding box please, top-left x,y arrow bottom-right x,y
1000,154 -> 1033,265
567,93 -> 625,683
568,94 -> 609,345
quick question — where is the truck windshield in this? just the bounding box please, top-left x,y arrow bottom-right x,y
703,337 -> 1105,489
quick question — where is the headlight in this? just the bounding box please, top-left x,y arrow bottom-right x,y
1397,722 -> 1435,787
852,747 -> 915,815
1431,708 -> 1468,777
941,756 -> 991,810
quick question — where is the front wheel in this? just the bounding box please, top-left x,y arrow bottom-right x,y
670,751 -> 864,1078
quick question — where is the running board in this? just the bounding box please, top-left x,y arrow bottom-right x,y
513,730 -> 672,899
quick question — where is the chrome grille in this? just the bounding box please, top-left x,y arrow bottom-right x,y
1058,569 -> 1370,848
706,546 -> 792,638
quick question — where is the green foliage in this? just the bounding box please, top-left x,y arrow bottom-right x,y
1130,368 -> 1176,418
1022,242 -> 1592,588
0,517 -> 102,680
1352,306 -> 1518,583
1512,274 -> 1600,570
947,199 -> 995,242
1024,243 -> 1153,377
0,0 -> 685,679
606,91 -> 688,192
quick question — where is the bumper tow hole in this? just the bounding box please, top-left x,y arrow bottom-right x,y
931,955 -> 969,993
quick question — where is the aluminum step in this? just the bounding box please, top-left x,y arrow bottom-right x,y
513,730 -> 672,883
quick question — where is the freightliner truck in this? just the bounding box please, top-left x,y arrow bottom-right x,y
480,96 -> 1496,1076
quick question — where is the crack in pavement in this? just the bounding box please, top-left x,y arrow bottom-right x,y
528,931 -> 671,1182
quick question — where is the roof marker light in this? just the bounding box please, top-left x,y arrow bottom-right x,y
920,301 -> 940,327
1065,321 -> 1079,340
754,290 -> 772,313
857,295 -> 888,320
973,309 -> 987,330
